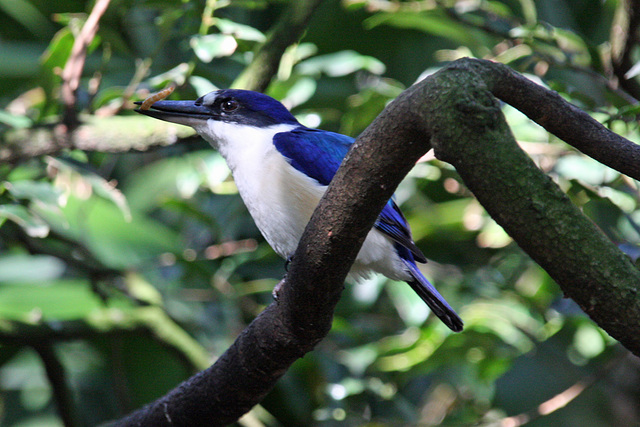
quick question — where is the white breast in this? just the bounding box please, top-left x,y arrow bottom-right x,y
198,120 -> 411,282
200,121 -> 324,258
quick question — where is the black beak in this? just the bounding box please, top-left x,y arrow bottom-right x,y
134,100 -> 211,127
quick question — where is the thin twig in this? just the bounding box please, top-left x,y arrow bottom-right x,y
500,378 -> 596,426
32,342 -> 79,427
499,349 -> 633,426
60,0 -> 111,129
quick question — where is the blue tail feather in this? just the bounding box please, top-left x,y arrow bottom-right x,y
396,246 -> 463,332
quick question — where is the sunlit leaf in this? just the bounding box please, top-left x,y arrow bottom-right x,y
5,180 -> 63,207
0,280 -> 101,321
365,11 -> 482,47
189,75 -> 219,96
0,254 -> 65,283
216,18 -> 265,42
47,157 -> 131,221
296,50 -> 385,77
0,110 -> 32,128
554,155 -> 619,185
191,34 -> 238,63
0,204 -> 49,237
123,150 -> 231,212
572,323 -> 605,359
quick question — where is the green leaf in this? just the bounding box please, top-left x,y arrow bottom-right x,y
47,157 -> 131,221
189,75 -> 219,96
554,154 -> 619,185
190,34 -> 238,63
5,180 -> 63,207
0,0 -> 55,39
0,204 -> 49,237
572,323 -> 605,359
148,63 -> 191,87
123,150 -> 231,213
296,50 -> 385,77
268,77 -> 317,109
0,110 -> 33,129
0,254 -> 66,283
365,11 -> 481,47
40,27 -> 74,99
216,18 -> 265,42
0,280 -> 101,321
34,195 -> 182,269
91,86 -> 126,110
124,273 -> 163,306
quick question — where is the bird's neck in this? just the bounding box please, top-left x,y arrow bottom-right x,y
197,121 -> 320,258
200,121 -> 299,173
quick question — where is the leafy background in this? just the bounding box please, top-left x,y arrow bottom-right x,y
1,0 -> 639,426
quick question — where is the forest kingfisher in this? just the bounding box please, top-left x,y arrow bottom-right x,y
136,89 -> 463,332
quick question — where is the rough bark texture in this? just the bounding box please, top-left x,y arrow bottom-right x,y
113,58 -> 640,426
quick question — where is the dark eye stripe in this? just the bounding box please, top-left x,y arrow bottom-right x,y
221,99 -> 240,113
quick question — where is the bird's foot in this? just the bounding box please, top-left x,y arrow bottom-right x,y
284,255 -> 294,271
272,279 -> 286,300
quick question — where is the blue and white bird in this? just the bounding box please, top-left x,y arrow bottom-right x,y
136,89 -> 463,332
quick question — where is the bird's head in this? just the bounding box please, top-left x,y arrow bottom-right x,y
135,89 -> 300,135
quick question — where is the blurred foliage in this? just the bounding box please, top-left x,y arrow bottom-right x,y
0,0 -> 639,426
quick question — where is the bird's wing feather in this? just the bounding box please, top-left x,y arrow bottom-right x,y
376,200 -> 427,263
273,128 -> 426,263
273,128 -> 351,186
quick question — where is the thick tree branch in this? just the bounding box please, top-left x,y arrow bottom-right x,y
231,0 -> 327,92
423,59 -> 640,352
476,60 -> 640,181
114,58 -> 640,426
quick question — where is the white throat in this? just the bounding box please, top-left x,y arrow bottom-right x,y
199,121 -> 298,173
197,120 -> 322,258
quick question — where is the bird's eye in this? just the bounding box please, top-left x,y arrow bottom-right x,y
220,99 -> 239,113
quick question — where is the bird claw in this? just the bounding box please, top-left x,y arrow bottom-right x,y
284,255 -> 294,271
272,279 -> 285,300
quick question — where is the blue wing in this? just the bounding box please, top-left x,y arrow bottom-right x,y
376,200 -> 427,263
273,127 -> 426,262
273,128 -> 351,186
